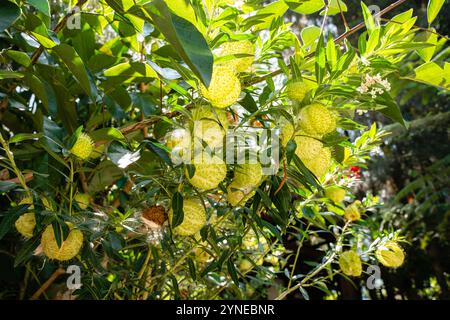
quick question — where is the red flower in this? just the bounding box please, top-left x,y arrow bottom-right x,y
350,166 -> 361,174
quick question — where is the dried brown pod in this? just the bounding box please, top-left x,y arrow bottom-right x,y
141,205 -> 167,230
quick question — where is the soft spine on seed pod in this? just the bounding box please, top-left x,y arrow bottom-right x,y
339,251 -> 362,277
227,163 -> 263,207
70,133 -> 94,160
185,153 -> 227,190
192,105 -> 229,148
41,224 -> 84,261
375,241 -> 405,268
199,64 -> 241,109
285,81 -> 310,102
169,198 -> 206,236
217,40 -> 255,73
15,196 -> 53,238
298,103 -> 336,138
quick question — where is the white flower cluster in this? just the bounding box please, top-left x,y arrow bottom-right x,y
357,73 -> 391,98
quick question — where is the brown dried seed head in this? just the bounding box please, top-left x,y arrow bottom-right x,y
141,206 -> 167,226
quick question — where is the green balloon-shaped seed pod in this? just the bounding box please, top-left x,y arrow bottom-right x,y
298,103 -> 336,138
169,198 -> 206,236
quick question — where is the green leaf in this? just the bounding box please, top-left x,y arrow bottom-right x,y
248,1 -> 289,30
66,126 -> 83,150
42,117 -> 64,152
51,44 -> 92,96
144,0 -> 213,86
171,192 -> 184,228
90,127 -> 126,143
107,141 -> 141,169
0,70 -> 23,79
0,205 -> 29,241
28,0 -> 50,16
365,28 -> 380,55
292,155 -> 323,191
227,259 -> 240,286
361,2 -> 376,33
186,164 -> 195,179
104,62 -> 157,81
315,34 -> 326,84
165,0 -> 198,28
326,33 -> 337,69
53,223 -> 64,248
5,50 -> 31,67
320,0 -> 347,16
238,93 -> 258,113
375,92 -> 406,127
285,139 -> 297,164
0,1 -> 21,32
416,30 -> 438,62
301,26 -> 321,47
286,0 -> 325,14
330,46 -> 355,80
413,61 -> 449,89
145,139 -> 172,166
23,74 -> 49,111
31,31 -> 57,48
332,145 -> 346,164
14,236 -> 41,267
105,0 -> 135,12
427,0 -> 445,24
9,133 -> 42,144
131,93 -> 159,117
187,257 -> 197,281
72,28 -> 96,63
50,82 -> 78,133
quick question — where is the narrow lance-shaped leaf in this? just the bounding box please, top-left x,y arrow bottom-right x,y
361,2 -> 377,33
427,0 -> 445,24
51,44 -> 93,97
315,34 -> 326,84
326,32 -> 337,69
28,0 -> 50,16
171,192 -> 184,228
0,1 -> 21,33
375,92 -> 406,127
286,0 -> 325,14
144,0 -> 213,86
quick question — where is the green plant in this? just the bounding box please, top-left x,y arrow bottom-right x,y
0,0 -> 447,300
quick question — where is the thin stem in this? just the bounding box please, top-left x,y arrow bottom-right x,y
276,221 -> 351,300
337,0 -> 349,31
30,267 -> 66,300
287,224 -> 311,290
320,5 -> 329,35
0,133 -> 30,194
30,0 -> 88,64
246,0 -> 411,87
19,262 -> 31,300
335,0 -> 409,44
379,17 -> 450,40
135,243 -> 153,299
69,159 -> 74,215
